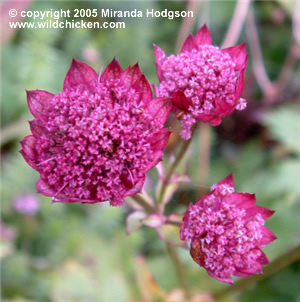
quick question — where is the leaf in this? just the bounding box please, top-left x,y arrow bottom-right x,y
263,106 -> 300,155
126,211 -> 147,235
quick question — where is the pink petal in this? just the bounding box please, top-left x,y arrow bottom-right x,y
227,193 -> 256,209
181,34 -> 196,52
29,119 -> 49,138
215,97 -> 235,117
234,270 -> 254,277
196,113 -> 222,126
236,263 -> 263,276
234,265 -> 262,277
19,135 -> 38,169
121,63 -> 142,88
207,270 -> 234,285
172,90 -> 192,112
124,175 -> 145,198
120,170 -> 135,188
148,129 -> 171,151
36,179 -> 56,197
132,74 -> 153,106
144,151 -> 163,172
110,198 -> 125,207
153,44 -> 166,81
259,226 -> 277,247
246,206 -> 275,219
194,24 -> 212,47
216,173 -> 235,189
64,59 -> 98,89
145,97 -> 172,126
235,66 -> 247,99
100,57 -> 123,82
26,90 -> 54,119
53,196 -> 105,204
256,249 -> 270,265
222,43 -> 247,70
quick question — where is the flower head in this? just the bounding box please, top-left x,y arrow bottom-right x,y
180,174 -> 276,284
20,58 -> 171,206
13,193 -> 40,216
154,25 -> 248,139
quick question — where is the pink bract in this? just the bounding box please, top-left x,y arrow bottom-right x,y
180,174 -> 276,284
20,58 -> 171,206
154,24 -> 248,139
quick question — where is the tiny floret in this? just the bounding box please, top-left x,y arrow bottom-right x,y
180,174 -> 276,284
20,58 -> 171,206
154,25 -> 248,139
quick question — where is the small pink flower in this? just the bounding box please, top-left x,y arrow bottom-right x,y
13,193 -> 39,216
154,25 -> 248,139
180,174 -> 276,284
20,58 -> 171,206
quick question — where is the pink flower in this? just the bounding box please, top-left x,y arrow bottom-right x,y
13,193 -> 39,216
20,58 -> 171,206
154,25 -> 248,139
180,174 -> 276,284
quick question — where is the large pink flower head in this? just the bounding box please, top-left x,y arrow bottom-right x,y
154,25 -> 248,139
20,58 -> 171,206
180,174 -> 276,284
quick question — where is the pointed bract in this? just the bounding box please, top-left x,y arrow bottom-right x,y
121,63 -> 142,88
181,34 -> 196,52
145,97 -> 172,126
100,57 -> 123,82
19,136 -> 38,169
153,44 -> 166,81
64,59 -> 98,89
148,129 -> 171,150
132,74 -> 153,106
26,90 -> 54,119
222,43 -> 247,70
36,179 -> 56,197
194,24 -> 212,47
172,90 -> 192,112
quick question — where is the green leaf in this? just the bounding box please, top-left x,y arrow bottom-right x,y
263,106 -> 300,155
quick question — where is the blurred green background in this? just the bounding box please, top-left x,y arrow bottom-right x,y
1,1 -> 300,301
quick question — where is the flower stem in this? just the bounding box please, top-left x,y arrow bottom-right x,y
130,194 -> 156,214
221,0 -> 252,48
214,244 -> 300,300
158,124 -> 197,204
166,243 -> 191,300
197,123 -> 211,200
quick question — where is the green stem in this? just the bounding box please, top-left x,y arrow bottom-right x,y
214,245 -> 300,300
166,243 -> 191,300
158,124 -> 197,204
197,123 -> 211,200
130,194 -> 156,214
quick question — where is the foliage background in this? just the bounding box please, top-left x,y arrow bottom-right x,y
1,1 -> 300,301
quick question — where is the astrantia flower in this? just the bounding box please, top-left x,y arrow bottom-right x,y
180,174 -> 276,284
20,58 -> 171,206
154,25 -> 248,139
